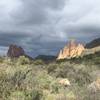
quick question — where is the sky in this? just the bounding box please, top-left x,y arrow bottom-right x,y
0,0 -> 100,57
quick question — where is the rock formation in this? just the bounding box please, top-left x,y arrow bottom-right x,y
58,78 -> 71,86
7,44 -> 25,58
57,40 -> 85,60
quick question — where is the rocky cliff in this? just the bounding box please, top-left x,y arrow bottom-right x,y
7,44 -> 25,58
57,40 -> 85,60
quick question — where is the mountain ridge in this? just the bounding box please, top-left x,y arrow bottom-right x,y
85,38 -> 100,48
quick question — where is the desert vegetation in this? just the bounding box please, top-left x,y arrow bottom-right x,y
0,53 -> 100,100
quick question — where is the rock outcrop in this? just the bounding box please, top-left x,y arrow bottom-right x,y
57,40 -> 85,60
58,78 -> 71,86
7,44 -> 25,58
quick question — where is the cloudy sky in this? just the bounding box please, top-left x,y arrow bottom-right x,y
0,0 -> 100,57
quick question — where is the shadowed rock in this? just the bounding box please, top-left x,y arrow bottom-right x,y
7,44 -> 25,58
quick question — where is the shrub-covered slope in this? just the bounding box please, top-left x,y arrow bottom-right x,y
0,54 -> 100,100
85,38 -> 100,48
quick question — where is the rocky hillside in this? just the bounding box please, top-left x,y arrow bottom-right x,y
83,46 -> 100,56
85,38 -> 100,48
83,38 -> 100,56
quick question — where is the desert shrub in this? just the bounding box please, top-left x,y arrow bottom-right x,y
48,63 -> 75,79
0,74 -> 14,99
45,94 -> 56,100
8,91 -> 25,100
74,69 -> 92,86
36,71 -> 53,90
44,91 -> 76,100
17,56 -> 30,65
0,52 -> 100,100
0,57 -> 4,63
47,62 -> 92,86
93,56 -> 100,65
7,90 -> 42,100
24,89 -> 42,100
63,91 -> 76,100
10,71 -> 26,88
33,59 -> 44,65
50,80 -> 61,93
47,63 -> 59,74
3,57 -> 13,65
9,68 -> 31,89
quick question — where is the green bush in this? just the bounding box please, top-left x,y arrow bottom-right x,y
50,80 -> 61,93
36,71 -> 53,90
17,56 -> 30,65
47,63 -> 58,74
33,59 -> 44,65
8,89 -> 42,100
0,57 -> 4,63
8,91 -> 25,100
24,89 -> 42,100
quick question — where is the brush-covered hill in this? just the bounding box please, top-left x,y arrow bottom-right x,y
35,55 -> 56,63
0,51 -> 100,100
85,38 -> 100,48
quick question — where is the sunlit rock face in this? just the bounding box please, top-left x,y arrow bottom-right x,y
57,40 -> 85,60
7,44 -> 25,58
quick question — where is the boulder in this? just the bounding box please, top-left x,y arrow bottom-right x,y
57,40 -> 85,60
58,78 -> 71,86
7,44 -> 25,58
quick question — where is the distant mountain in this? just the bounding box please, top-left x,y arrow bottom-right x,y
35,55 -> 56,62
85,38 -> 100,48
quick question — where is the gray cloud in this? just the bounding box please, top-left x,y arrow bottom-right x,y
0,0 -> 100,56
